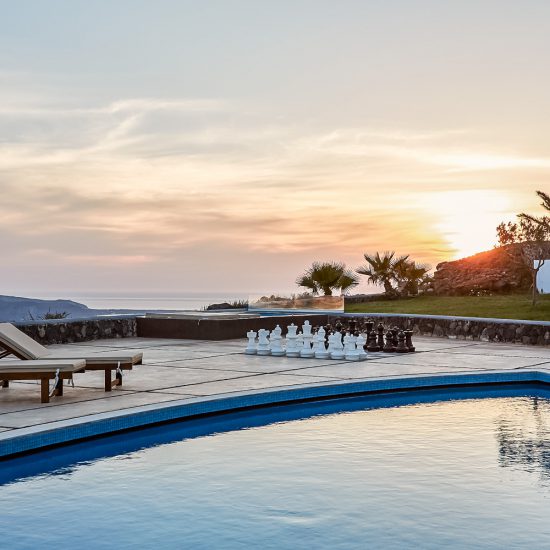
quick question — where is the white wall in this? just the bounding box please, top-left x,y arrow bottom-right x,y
535,261 -> 550,293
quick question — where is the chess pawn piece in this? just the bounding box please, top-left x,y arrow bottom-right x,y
300,335 -> 315,358
377,323 -> 385,349
296,332 -> 304,353
356,334 -> 368,360
245,330 -> 257,355
367,328 -> 380,352
344,333 -> 360,361
285,329 -> 300,357
314,330 -> 329,359
270,329 -> 285,356
391,326 -> 400,347
396,330 -> 408,353
329,332 -> 344,360
273,324 -> 283,338
383,331 -> 396,353
257,329 -> 271,356
405,329 -> 415,352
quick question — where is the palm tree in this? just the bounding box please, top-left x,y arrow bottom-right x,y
393,260 -> 431,296
296,261 -> 359,296
356,251 -> 409,295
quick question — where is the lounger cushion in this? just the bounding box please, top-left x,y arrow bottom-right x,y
47,352 -> 143,365
0,359 -> 86,373
0,323 -> 50,360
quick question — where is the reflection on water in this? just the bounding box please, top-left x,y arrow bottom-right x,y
496,396 -> 550,480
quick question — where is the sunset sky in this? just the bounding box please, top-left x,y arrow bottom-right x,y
1,0 -> 549,297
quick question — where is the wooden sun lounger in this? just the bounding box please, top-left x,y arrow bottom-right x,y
0,359 -> 86,403
0,323 -> 143,392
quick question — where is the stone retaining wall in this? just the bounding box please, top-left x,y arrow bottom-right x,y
15,317 -> 138,345
328,313 -> 550,346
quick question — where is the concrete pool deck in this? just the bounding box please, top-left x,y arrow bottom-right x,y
3,335 -> 550,456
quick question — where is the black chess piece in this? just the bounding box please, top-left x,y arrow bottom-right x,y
335,321 -> 343,334
367,327 -> 380,352
396,330 -> 408,353
365,319 -> 374,335
383,331 -> 395,352
377,323 -> 385,349
348,318 -> 357,335
391,326 -> 400,347
405,329 -> 415,352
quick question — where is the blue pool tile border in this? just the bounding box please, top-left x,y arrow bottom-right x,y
2,370 -> 550,458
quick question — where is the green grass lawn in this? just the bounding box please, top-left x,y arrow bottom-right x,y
345,293 -> 550,321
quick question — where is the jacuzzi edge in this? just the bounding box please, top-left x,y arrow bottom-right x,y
2,370 -> 550,459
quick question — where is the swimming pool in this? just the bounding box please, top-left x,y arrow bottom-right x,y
1,386 -> 550,549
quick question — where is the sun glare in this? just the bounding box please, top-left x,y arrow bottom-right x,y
428,190 -> 514,259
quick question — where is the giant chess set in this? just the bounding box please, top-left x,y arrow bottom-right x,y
245,318 -> 415,361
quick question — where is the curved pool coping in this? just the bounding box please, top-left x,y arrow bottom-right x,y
2,369 -> 550,459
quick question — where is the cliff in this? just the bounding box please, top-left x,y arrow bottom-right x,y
433,244 -> 532,295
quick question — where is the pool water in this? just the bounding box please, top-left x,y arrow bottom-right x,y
2,389 -> 550,549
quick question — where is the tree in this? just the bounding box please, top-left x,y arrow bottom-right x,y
496,191 -> 550,306
393,259 -> 431,296
296,261 -> 359,296
356,251 -> 409,296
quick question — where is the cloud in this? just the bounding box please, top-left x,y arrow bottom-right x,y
1,94 -> 549,292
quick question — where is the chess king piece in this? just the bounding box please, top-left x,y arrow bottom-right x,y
377,323 -> 385,349
383,331 -> 396,353
301,320 -> 314,352
245,330 -> 257,355
270,327 -> 285,356
257,329 -> 271,355
395,330 -> 409,353
302,320 -> 312,337
314,329 -> 329,359
405,329 -> 415,352
356,333 -> 368,360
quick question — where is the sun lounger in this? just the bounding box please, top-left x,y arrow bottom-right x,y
0,359 -> 85,403
0,323 -> 142,392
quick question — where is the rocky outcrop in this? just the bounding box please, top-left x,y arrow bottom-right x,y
433,244 -> 532,295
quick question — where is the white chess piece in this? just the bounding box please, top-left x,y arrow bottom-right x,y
330,331 -> 344,360
285,325 -> 300,357
356,333 -> 368,360
344,333 -> 360,361
300,333 -> 314,358
302,320 -> 312,337
257,328 -> 271,356
314,329 -> 329,359
296,332 -> 304,353
245,330 -> 257,355
270,328 -> 285,356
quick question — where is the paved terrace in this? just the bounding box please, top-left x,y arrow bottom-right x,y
2,336 -> 550,439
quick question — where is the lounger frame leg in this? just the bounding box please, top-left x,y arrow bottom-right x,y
55,377 -> 63,396
105,369 -> 112,392
41,378 -> 50,403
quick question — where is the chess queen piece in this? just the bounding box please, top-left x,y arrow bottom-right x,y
257,329 -> 271,356
245,330 -> 257,355
270,328 -> 285,356
285,324 -> 300,357
405,329 -> 415,352
396,330 -> 408,353
356,333 -> 367,360
383,331 -> 396,353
